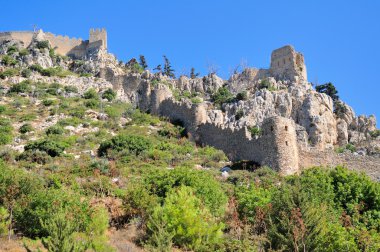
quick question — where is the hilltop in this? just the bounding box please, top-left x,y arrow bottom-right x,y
0,28 -> 379,251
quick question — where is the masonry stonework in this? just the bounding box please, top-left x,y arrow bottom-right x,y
0,28 -> 107,58
270,45 -> 307,82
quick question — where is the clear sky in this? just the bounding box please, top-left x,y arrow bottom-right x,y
1,0 -> 379,119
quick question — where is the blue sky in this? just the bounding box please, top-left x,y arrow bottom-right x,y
1,0 -> 379,119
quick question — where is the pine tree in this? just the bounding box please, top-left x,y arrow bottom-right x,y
154,64 -> 162,73
163,55 -> 175,78
190,68 -> 199,79
139,55 -> 148,70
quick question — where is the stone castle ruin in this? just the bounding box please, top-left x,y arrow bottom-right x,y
0,29 -> 378,176
0,28 -> 107,58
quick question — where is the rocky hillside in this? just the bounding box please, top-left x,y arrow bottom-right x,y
0,31 -> 379,251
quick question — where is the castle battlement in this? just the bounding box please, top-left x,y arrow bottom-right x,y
0,28 -> 107,58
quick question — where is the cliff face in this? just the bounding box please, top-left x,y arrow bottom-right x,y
0,34 -> 378,175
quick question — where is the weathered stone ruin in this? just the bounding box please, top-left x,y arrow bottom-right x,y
1,29 -> 378,176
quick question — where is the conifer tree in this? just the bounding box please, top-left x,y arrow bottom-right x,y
190,67 -> 199,79
163,55 -> 175,78
154,64 -> 162,73
139,55 -> 148,70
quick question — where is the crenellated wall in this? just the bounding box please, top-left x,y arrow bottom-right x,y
0,29 -> 107,58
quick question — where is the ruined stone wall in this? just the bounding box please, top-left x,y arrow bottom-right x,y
155,99 -> 207,138
197,116 -> 299,175
299,149 -> 380,179
0,29 -> 106,58
0,31 -> 35,47
43,32 -> 85,57
270,45 -> 307,81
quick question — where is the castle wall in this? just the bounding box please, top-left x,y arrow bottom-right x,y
197,116 -> 299,175
0,28 -> 107,58
156,99 -> 207,138
44,32 -> 85,57
0,31 -> 35,47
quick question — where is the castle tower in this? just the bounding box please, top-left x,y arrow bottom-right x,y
89,28 -> 107,50
261,116 -> 299,175
269,45 -> 307,82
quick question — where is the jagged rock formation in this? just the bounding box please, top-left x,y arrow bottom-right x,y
1,29 -> 378,175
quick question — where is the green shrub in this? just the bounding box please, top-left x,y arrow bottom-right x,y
7,45 -> 18,55
0,118 -> 13,145
83,88 -> 99,99
1,55 -> 17,66
21,68 -> 32,78
142,168 -> 227,217
147,186 -> 224,251
249,126 -> 262,137
84,99 -> 99,108
46,125 -> 64,136
102,88 -> 116,101
211,87 -> 234,108
370,130 -> 380,138
36,40 -> 50,49
0,105 -> 6,114
236,91 -> 247,101
17,149 -> 52,164
24,139 -> 67,157
19,123 -> 33,134
19,48 -> 29,56
29,64 -> 43,72
64,85 -> 78,93
235,109 -> 244,120
42,99 -> 55,106
0,68 -> 19,79
98,134 -> 152,157
0,207 -> 9,236
9,80 -> 31,93
89,159 -> 110,175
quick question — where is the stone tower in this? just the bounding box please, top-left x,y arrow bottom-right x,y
89,28 -> 107,50
270,45 -> 307,82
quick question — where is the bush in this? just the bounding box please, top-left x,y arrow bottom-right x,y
370,130 -> 380,138
36,40 -> 50,49
147,186 -> 224,251
19,48 -> 29,56
84,99 -> 99,108
64,85 -> 78,93
83,88 -> 99,99
0,118 -> 13,145
142,168 -> 227,217
19,123 -> 33,134
235,109 -> 244,120
46,125 -> 64,136
102,88 -> 116,101
9,80 -> 31,93
24,139 -> 67,157
98,134 -> 152,157
0,207 -> 9,236
236,91 -> 247,101
0,105 -> 6,114
42,99 -> 55,106
249,126 -> 262,137
1,55 -> 17,66
21,68 -> 32,78
0,68 -> 19,79
29,64 -> 43,72
17,149 -> 52,164
211,87 -> 234,108
7,45 -> 18,55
